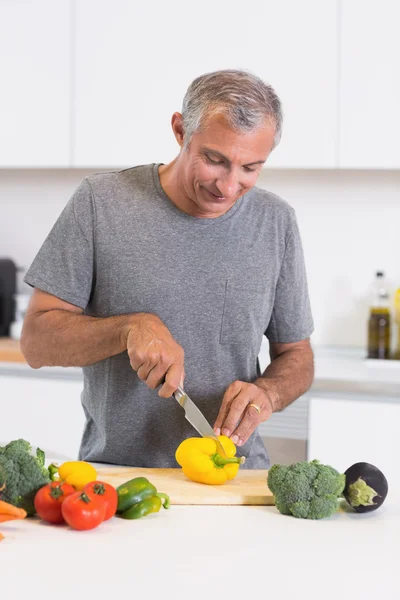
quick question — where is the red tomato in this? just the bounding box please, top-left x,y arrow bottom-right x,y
34,481 -> 76,524
83,481 -> 118,521
61,490 -> 106,530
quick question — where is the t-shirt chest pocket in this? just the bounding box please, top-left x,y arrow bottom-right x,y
219,279 -> 271,345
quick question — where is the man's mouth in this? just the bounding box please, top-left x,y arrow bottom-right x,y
203,187 -> 226,201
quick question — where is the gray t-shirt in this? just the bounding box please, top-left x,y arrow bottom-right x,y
24,163 -> 313,468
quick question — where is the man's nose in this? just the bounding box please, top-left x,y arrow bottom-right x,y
216,170 -> 238,198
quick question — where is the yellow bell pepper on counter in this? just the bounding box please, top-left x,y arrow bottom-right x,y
48,460 -> 97,490
175,435 -> 245,485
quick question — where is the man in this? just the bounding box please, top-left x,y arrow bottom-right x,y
21,69 -> 314,468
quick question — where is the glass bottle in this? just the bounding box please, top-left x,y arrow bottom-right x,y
367,271 -> 391,359
393,288 -> 400,360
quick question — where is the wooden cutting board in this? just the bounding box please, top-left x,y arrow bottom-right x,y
96,467 -> 274,505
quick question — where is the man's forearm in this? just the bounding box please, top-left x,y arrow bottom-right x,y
21,310 -> 136,369
255,345 -> 314,412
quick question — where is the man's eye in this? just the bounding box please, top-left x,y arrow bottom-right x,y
207,156 -> 223,165
244,166 -> 256,173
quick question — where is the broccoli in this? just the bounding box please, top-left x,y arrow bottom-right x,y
0,439 -> 51,516
267,459 -> 346,520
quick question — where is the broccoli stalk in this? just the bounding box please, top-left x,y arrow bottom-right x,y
267,459 -> 346,520
0,439 -> 51,516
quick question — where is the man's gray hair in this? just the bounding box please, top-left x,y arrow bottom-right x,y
181,69 -> 283,150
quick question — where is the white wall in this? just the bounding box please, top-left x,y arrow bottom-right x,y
1,167 -> 399,349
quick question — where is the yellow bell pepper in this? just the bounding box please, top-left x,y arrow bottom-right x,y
175,435 -> 245,485
48,460 -> 97,490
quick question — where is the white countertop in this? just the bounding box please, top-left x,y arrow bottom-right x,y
310,346 -> 400,397
1,484 -> 398,599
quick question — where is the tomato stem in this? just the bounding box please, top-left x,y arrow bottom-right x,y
49,484 -> 65,500
92,483 -> 106,495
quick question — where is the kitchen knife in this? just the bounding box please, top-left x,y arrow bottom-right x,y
174,386 -> 226,456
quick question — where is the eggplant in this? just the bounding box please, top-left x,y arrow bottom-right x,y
343,462 -> 388,513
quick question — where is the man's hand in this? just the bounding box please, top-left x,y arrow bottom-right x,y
213,339 -> 314,446
213,380 -> 276,446
125,313 -> 184,398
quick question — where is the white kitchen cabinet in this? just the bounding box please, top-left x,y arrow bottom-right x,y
73,0 -> 338,169
339,0 -> 400,168
0,374 -> 85,460
259,394 -> 309,440
0,0 -> 71,167
308,394 -> 399,485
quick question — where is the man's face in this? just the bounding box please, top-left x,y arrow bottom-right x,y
176,113 -> 276,218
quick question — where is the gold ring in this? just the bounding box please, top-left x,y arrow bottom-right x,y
248,402 -> 261,415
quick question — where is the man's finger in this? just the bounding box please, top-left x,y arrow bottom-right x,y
129,348 -> 147,372
220,390 -> 255,438
230,403 -> 263,446
135,350 -> 160,379
136,359 -> 155,381
145,362 -> 169,389
158,363 -> 184,398
213,381 -> 243,435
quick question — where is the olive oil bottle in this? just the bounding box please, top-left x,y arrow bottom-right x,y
393,288 -> 400,360
367,271 -> 391,359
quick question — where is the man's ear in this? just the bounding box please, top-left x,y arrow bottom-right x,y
171,112 -> 185,147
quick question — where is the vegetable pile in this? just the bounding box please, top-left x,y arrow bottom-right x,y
267,459 -> 389,520
34,469 -> 170,530
0,438 -> 171,540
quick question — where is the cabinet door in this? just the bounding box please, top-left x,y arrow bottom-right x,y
308,395 -> 399,485
0,375 -> 85,461
339,0 -> 400,168
0,0 -> 71,167
74,0 -> 337,168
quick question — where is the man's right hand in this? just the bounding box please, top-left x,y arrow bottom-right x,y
125,313 -> 184,398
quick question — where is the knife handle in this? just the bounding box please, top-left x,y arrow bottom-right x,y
174,385 -> 185,397
173,386 -> 186,406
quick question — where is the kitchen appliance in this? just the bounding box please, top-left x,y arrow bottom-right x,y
0,259 -> 17,337
96,466 -> 274,505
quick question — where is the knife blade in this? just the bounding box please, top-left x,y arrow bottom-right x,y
173,386 -> 226,456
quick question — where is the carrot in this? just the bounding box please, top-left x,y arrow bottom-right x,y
0,484 -> 28,541
0,500 -> 27,541
0,515 -> 26,523
0,500 -> 27,520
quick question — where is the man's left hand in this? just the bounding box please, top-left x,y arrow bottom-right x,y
213,380 -> 276,446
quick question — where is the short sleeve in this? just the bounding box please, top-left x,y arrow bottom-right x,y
265,214 -> 314,343
23,177 -> 95,309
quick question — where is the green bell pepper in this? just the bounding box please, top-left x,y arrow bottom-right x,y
116,476 -> 170,519
116,477 -> 157,513
120,493 -> 170,520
